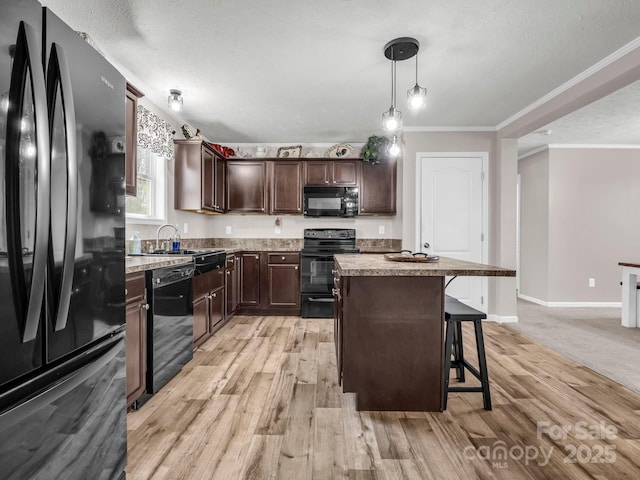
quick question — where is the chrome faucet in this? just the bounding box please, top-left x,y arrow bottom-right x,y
156,224 -> 179,251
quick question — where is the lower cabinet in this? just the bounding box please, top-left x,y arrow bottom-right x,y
192,268 -> 225,348
237,251 -> 300,315
225,254 -> 239,319
125,272 -> 148,409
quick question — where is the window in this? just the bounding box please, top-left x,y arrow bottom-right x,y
125,146 -> 166,223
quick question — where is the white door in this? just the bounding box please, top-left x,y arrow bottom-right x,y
416,153 -> 487,310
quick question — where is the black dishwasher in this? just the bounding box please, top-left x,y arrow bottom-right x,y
137,261 -> 194,408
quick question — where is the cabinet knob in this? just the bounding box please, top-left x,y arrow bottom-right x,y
226,271 -> 230,275
281,256 -> 285,260
255,255 -> 259,259
294,266 -> 298,270
141,304 -> 149,310
212,292 -> 217,298
325,180 -> 329,184
124,288 -> 128,296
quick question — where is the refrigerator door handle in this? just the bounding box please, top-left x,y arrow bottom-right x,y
47,44 -> 78,331
6,22 -> 51,343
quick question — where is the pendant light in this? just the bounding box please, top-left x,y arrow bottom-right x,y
381,37 -> 426,131
168,89 -> 183,111
387,134 -> 401,158
407,54 -> 427,110
382,54 -> 402,132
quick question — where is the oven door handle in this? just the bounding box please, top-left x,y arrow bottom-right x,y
307,297 -> 335,303
300,253 -> 336,259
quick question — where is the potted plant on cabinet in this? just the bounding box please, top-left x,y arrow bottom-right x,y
361,135 -> 390,164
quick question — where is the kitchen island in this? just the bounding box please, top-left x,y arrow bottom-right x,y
333,254 -> 516,412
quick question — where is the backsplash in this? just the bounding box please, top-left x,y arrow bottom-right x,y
128,237 -> 401,253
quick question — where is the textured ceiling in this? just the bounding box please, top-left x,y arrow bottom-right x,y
40,0 -> 640,149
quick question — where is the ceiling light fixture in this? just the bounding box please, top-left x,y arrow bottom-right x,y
168,89 -> 183,112
382,37 -> 425,132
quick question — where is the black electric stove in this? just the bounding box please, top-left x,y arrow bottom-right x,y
300,228 -> 359,318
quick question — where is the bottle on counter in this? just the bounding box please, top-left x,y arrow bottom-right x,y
129,232 -> 141,255
172,232 -> 181,252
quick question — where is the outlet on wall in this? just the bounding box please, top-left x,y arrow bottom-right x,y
378,225 -> 385,235
183,223 -> 188,234
225,225 -> 232,235
588,278 -> 596,288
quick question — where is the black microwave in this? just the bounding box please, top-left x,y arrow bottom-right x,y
303,186 -> 359,217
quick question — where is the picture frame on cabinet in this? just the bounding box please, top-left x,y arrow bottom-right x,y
277,145 -> 302,158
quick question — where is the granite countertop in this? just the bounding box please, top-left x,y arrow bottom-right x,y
126,255 -> 193,273
334,254 -> 516,277
619,261 -> 640,268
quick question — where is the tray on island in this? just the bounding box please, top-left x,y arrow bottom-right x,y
384,252 -> 440,263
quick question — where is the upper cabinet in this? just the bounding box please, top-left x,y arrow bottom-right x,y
270,160 -> 303,214
174,140 -> 225,214
359,158 -> 397,215
226,160 -> 268,213
304,160 -> 359,186
125,83 -> 143,196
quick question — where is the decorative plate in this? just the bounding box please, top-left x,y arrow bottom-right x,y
384,252 -> 440,263
326,143 -> 353,158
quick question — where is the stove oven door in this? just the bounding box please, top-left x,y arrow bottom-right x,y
300,253 -> 335,294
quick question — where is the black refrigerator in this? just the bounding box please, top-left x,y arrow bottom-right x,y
0,1 -> 127,479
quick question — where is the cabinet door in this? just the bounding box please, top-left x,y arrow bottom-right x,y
193,295 -> 209,347
125,271 -> 146,408
209,287 -> 225,331
214,155 -> 226,212
304,161 -> 330,185
359,159 -> 396,215
225,255 -> 238,318
125,83 -> 143,197
267,263 -> 300,307
271,161 -> 303,214
333,274 -> 343,385
332,161 -> 359,186
238,253 -> 261,306
201,147 -> 217,212
226,161 -> 267,213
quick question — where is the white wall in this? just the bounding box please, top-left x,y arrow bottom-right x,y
519,146 -> 640,304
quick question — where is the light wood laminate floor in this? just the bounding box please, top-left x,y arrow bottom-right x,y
126,316 -> 640,479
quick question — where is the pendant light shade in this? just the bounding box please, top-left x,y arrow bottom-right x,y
168,89 -> 183,111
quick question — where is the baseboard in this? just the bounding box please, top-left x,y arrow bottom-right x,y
518,294 -> 621,308
487,314 -> 518,324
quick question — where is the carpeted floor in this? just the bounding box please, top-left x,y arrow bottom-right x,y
508,299 -> 640,393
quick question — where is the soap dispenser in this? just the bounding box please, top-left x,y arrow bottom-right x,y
129,232 -> 141,255
172,231 -> 181,252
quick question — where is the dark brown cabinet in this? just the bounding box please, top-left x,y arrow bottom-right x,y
174,140 -> 225,214
236,251 -> 301,315
125,272 -> 147,408
270,160 -> 303,214
192,269 -> 225,348
226,161 -> 267,213
225,254 -> 239,319
125,83 -> 143,197
333,270 -> 343,385
359,158 -> 397,215
238,252 -> 261,306
267,253 -> 300,308
304,160 -> 359,186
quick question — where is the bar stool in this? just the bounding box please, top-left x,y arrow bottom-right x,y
443,295 -> 492,410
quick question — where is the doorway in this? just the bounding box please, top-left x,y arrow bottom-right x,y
415,153 -> 488,311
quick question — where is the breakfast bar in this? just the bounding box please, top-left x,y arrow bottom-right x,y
333,254 -> 516,412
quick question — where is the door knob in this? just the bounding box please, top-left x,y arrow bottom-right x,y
423,242 -> 430,249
